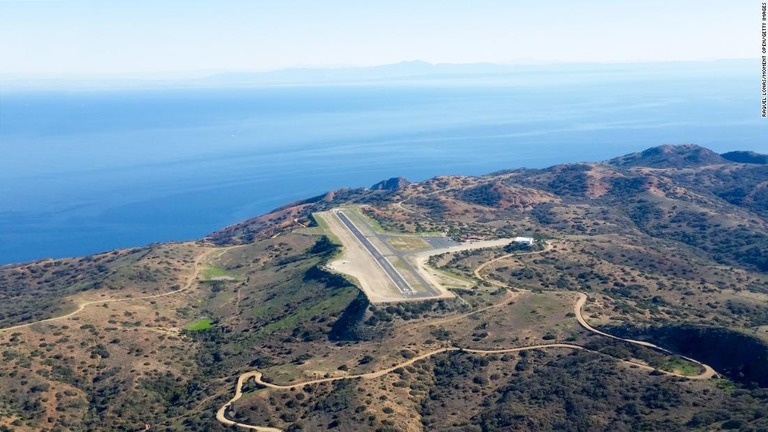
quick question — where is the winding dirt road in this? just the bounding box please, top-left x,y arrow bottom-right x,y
573,293 -> 717,380
471,243 -> 717,380
472,241 -> 553,287
214,344 -> 591,430
0,245 -> 240,334
216,292 -> 718,431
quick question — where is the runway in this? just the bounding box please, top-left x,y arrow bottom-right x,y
335,210 -> 416,296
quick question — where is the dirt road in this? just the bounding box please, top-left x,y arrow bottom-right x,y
471,245 -> 717,380
573,293 -> 717,380
215,344 -> 577,431
216,332 -> 717,432
472,241 -> 553,286
0,244 -> 241,334
216,289 -> 718,431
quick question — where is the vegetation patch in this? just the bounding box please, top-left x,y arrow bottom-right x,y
184,318 -> 214,331
658,356 -> 704,376
201,266 -> 234,280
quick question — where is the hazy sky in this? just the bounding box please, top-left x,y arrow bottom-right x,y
0,0 -> 756,75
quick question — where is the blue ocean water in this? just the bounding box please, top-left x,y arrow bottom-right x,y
1,66 -> 765,264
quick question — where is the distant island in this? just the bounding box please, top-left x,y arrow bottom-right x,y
1,58 -> 752,90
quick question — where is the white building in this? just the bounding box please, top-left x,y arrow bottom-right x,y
513,237 -> 535,246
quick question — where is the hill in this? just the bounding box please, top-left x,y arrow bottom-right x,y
370,177 -> 411,191
721,150 -> 768,164
608,144 -> 728,168
1,144 -> 767,431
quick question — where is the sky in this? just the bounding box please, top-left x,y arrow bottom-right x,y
0,0 -> 757,76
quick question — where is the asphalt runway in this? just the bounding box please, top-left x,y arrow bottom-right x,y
335,210 -> 415,296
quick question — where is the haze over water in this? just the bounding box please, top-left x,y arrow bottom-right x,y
0,61 -> 764,264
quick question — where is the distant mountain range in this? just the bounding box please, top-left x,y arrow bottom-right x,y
1,58 -> 754,90
199,58 -> 754,86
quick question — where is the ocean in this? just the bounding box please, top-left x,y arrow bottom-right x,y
1,63 -> 765,264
